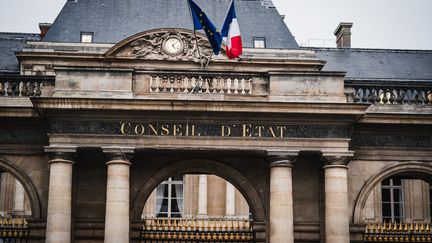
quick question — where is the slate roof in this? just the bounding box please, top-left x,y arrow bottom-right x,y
314,48 -> 432,81
0,33 -> 40,73
43,0 -> 298,49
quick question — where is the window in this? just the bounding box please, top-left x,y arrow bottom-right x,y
381,178 -> 404,223
253,37 -> 266,48
80,32 -> 93,43
155,176 -> 184,218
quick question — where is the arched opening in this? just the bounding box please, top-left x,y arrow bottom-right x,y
0,157 -> 40,242
354,162 -> 432,241
142,174 -> 251,219
140,174 -> 254,241
0,157 -> 40,219
353,162 -> 432,224
131,159 -> 266,242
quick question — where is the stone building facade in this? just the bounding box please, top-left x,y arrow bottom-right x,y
0,0 -> 431,243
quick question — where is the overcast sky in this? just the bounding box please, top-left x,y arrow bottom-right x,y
0,0 -> 431,49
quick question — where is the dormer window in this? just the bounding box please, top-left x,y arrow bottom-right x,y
253,37 -> 266,48
80,32 -> 93,43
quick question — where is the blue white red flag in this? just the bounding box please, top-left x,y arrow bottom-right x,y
220,1 -> 242,59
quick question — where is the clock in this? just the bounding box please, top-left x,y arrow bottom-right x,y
162,36 -> 184,56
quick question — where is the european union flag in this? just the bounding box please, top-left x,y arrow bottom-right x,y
188,0 -> 222,55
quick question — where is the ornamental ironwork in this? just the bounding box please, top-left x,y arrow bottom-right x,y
140,217 -> 255,243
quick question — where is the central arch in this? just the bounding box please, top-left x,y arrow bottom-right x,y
131,159 -> 266,222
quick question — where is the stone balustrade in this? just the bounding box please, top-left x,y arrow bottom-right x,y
149,73 -> 254,95
0,76 -> 55,98
345,80 -> 432,105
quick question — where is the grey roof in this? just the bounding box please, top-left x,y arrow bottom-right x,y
0,33 -> 40,73
314,48 -> 432,80
43,0 -> 298,49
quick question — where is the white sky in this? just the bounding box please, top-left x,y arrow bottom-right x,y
0,0 -> 431,49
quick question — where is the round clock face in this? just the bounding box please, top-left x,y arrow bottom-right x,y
163,36 -> 184,56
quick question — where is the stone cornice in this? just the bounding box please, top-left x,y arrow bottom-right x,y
30,97 -> 368,117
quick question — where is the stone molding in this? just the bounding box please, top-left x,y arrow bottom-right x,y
267,152 -> 298,168
103,148 -> 133,165
321,155 -> 352,167
46,151 -> 76,164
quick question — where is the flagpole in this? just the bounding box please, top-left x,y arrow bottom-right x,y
216,0 -> 234,64
204,53 -> 213,68
187,0 -> 205,68
204,0 -> 232,69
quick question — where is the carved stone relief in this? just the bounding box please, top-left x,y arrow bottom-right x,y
113,30 -> 214,64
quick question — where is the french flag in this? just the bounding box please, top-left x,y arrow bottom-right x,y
220,1 -> 242,59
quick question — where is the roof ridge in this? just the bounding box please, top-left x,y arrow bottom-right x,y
0,32 -> 40,41
306,47 -> 432,53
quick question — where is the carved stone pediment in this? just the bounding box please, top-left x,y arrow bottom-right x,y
105,28 -> 224,64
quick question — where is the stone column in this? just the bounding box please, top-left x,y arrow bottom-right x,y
225,181 -> 235,217
322,155 -> 352,243
13,179 -> 25,215
268,154 -> 297,243
104,152 -> 132,243
197,174 -> 208,217
46,152 -> 75,243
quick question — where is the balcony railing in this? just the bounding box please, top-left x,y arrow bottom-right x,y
364,222 -> 432,242
140,217 -> 255,243
0,216 -> 29,243
345,79 -> 432,105
0,75 -> 55,98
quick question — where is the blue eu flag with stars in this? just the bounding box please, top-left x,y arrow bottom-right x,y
188,0 -> 222,55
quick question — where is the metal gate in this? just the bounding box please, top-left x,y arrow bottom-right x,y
364,222 -> 432,242
140,218 -> 256,243
0,216 -> 29,243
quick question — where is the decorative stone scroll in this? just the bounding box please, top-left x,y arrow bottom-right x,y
106,29 -> 218,65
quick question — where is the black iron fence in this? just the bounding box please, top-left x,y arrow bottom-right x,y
140,218 -> 255,243
364,222 -> 432,242
0,216 -> 29,243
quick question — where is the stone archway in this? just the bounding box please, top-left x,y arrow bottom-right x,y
131,159 -> 266,222
352,161 -> 432,223
0,157 -> 42,219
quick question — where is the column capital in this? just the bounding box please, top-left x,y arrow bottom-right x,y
267,152 -> 298,168
321,154 -> 352,167
47,152 -> 75,164
45,146 -> 77,164
103,148 -> 133,165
